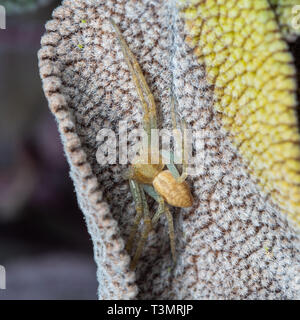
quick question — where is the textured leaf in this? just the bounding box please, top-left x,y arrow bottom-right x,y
39,0 -> 300,299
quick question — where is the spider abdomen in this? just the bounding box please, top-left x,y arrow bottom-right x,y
153,170 -> 193,208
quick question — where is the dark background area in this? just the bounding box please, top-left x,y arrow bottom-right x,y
0,1 -> 97,299
290,37 -> 300,124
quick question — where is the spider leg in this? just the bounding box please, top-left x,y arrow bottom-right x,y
142,184 -> 161,202
160,149 -> 180,179
151,196 -> 166,225
178,119 -> 188,183
126,179 -> 143,254
143,185 -> 176,262
142,185 -> 167,224
110,20 -> 157,129
165,207 -> 176,262
170,96 -> 188,183
126,47 -> 157,131
110,19 -> 157,153
130,187 -> 152,270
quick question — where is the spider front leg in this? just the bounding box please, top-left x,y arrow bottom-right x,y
110,18 -> 158,147
169,96 -> 189,183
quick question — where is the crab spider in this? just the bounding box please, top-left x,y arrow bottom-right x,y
110,19 -> 193,270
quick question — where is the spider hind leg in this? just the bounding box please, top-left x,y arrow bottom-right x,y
126,179 -> 144,254
143,185 -> 176,263
129,185 -> 152,270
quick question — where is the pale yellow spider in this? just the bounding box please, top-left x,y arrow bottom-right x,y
110,19 -> 193,270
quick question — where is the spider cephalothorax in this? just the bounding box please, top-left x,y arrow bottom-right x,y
110,19 -> 193,270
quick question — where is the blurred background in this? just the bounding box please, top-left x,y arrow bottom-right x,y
0,0 -> 97,299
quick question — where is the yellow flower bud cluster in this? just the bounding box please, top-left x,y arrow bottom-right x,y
179,0 -> 300,225
269,0 -> 300,41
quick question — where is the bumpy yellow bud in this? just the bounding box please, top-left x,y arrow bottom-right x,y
269,0 -> 300,41
179,0 -> 300,225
